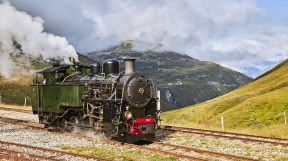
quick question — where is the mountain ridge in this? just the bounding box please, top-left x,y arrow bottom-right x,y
86,41 -> 252,111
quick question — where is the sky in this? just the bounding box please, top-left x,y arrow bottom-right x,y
1,0 -> 288,78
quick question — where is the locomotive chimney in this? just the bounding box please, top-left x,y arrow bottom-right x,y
124,57 -> 136,75
74,62 -> 80,74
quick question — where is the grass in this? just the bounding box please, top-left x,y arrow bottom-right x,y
161,59 -> 288,138
0,75 -> 32,106
0,103 -> 32,110
60,145 -> 177,161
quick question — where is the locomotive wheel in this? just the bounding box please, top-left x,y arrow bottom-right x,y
104,133 -> 112,140
93,121 -> 103,132
57,118 -> 67,132
68,116 -> 80,133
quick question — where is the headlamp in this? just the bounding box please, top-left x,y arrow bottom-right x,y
124,111 -> 133,120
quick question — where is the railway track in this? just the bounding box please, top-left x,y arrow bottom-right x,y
101,139 -> 207,161
0,106 -> 32,114
0,140 -> 110,161
0,115 -> 261,161
1,106 -> 286,145
0,147 -> 59,161
148,141 -> 258,161
159,125 -> 288,146
0,107 -> 286,160
82,135 -> 258,161
0,112 -> 111,160
4,106 -> 286,146
0,116 -> 207,160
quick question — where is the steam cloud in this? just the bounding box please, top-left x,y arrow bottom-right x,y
0,2 -> 78,78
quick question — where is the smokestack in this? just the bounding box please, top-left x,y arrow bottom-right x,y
124,57 -> 136,75
74,62 -> 80,74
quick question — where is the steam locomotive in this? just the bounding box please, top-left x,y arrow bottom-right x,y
30,57 -> 161,142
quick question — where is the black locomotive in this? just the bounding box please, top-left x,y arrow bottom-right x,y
30,57 -> 161,142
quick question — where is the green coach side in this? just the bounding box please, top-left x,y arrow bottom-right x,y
30,64 -> 90,115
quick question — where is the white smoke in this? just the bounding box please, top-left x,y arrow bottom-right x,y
0,2 -> 78,78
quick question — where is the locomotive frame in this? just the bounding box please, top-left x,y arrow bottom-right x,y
30,57 -> 161,143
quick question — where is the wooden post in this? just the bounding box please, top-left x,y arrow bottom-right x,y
157,90 -> 161,111
284,111 -> 287,125
221,117 -> 225,131
24,97 -> 27,106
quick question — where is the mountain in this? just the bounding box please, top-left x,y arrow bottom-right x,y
0,40 -> 252,111
161,58 -> 288,137
86,41 -> 252,111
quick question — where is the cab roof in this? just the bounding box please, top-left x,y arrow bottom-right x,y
35,65 -> 69,73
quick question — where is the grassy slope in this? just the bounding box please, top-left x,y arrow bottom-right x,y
161,59 -> 288,138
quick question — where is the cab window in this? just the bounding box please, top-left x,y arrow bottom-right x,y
55,73 -> 64,82
36,73 -> 45,84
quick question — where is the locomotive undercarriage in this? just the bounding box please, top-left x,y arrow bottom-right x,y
39,104 -> 156,142
57,102 -> 105,134
40,102 -> 128,139
39,102 -> 105,134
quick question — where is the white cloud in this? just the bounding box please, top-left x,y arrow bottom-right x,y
82,0 -> 288,77
3,0 -> 288,77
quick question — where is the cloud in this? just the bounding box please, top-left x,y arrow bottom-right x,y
4,0 -> 288,77
83,0 -> 263,45
0,2 -> 78,78
82,0 -> 288,77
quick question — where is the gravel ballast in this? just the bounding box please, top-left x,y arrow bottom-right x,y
1,109 -> 288,160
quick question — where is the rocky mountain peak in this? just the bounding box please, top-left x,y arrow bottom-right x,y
86,42 -> 252,111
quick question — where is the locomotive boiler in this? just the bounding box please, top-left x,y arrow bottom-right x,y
30,57 -> 161,143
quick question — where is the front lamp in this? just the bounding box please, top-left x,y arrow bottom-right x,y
124,111 -> 133,120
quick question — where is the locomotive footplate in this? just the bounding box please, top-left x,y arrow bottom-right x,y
65,122 -> 94,128
125,133 -> 155,143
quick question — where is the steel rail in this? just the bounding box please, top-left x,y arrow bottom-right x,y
0,106 -> 32,114
159,125 -> 288,146
0,147 -> 59,161
0,140 -> 111,161
100,139 -> 207,161
152,141 -> 258,161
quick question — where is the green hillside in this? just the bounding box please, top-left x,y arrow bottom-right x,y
161,59 -> 288,138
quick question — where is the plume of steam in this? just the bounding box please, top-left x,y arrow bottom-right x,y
0,2 -> 78,78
